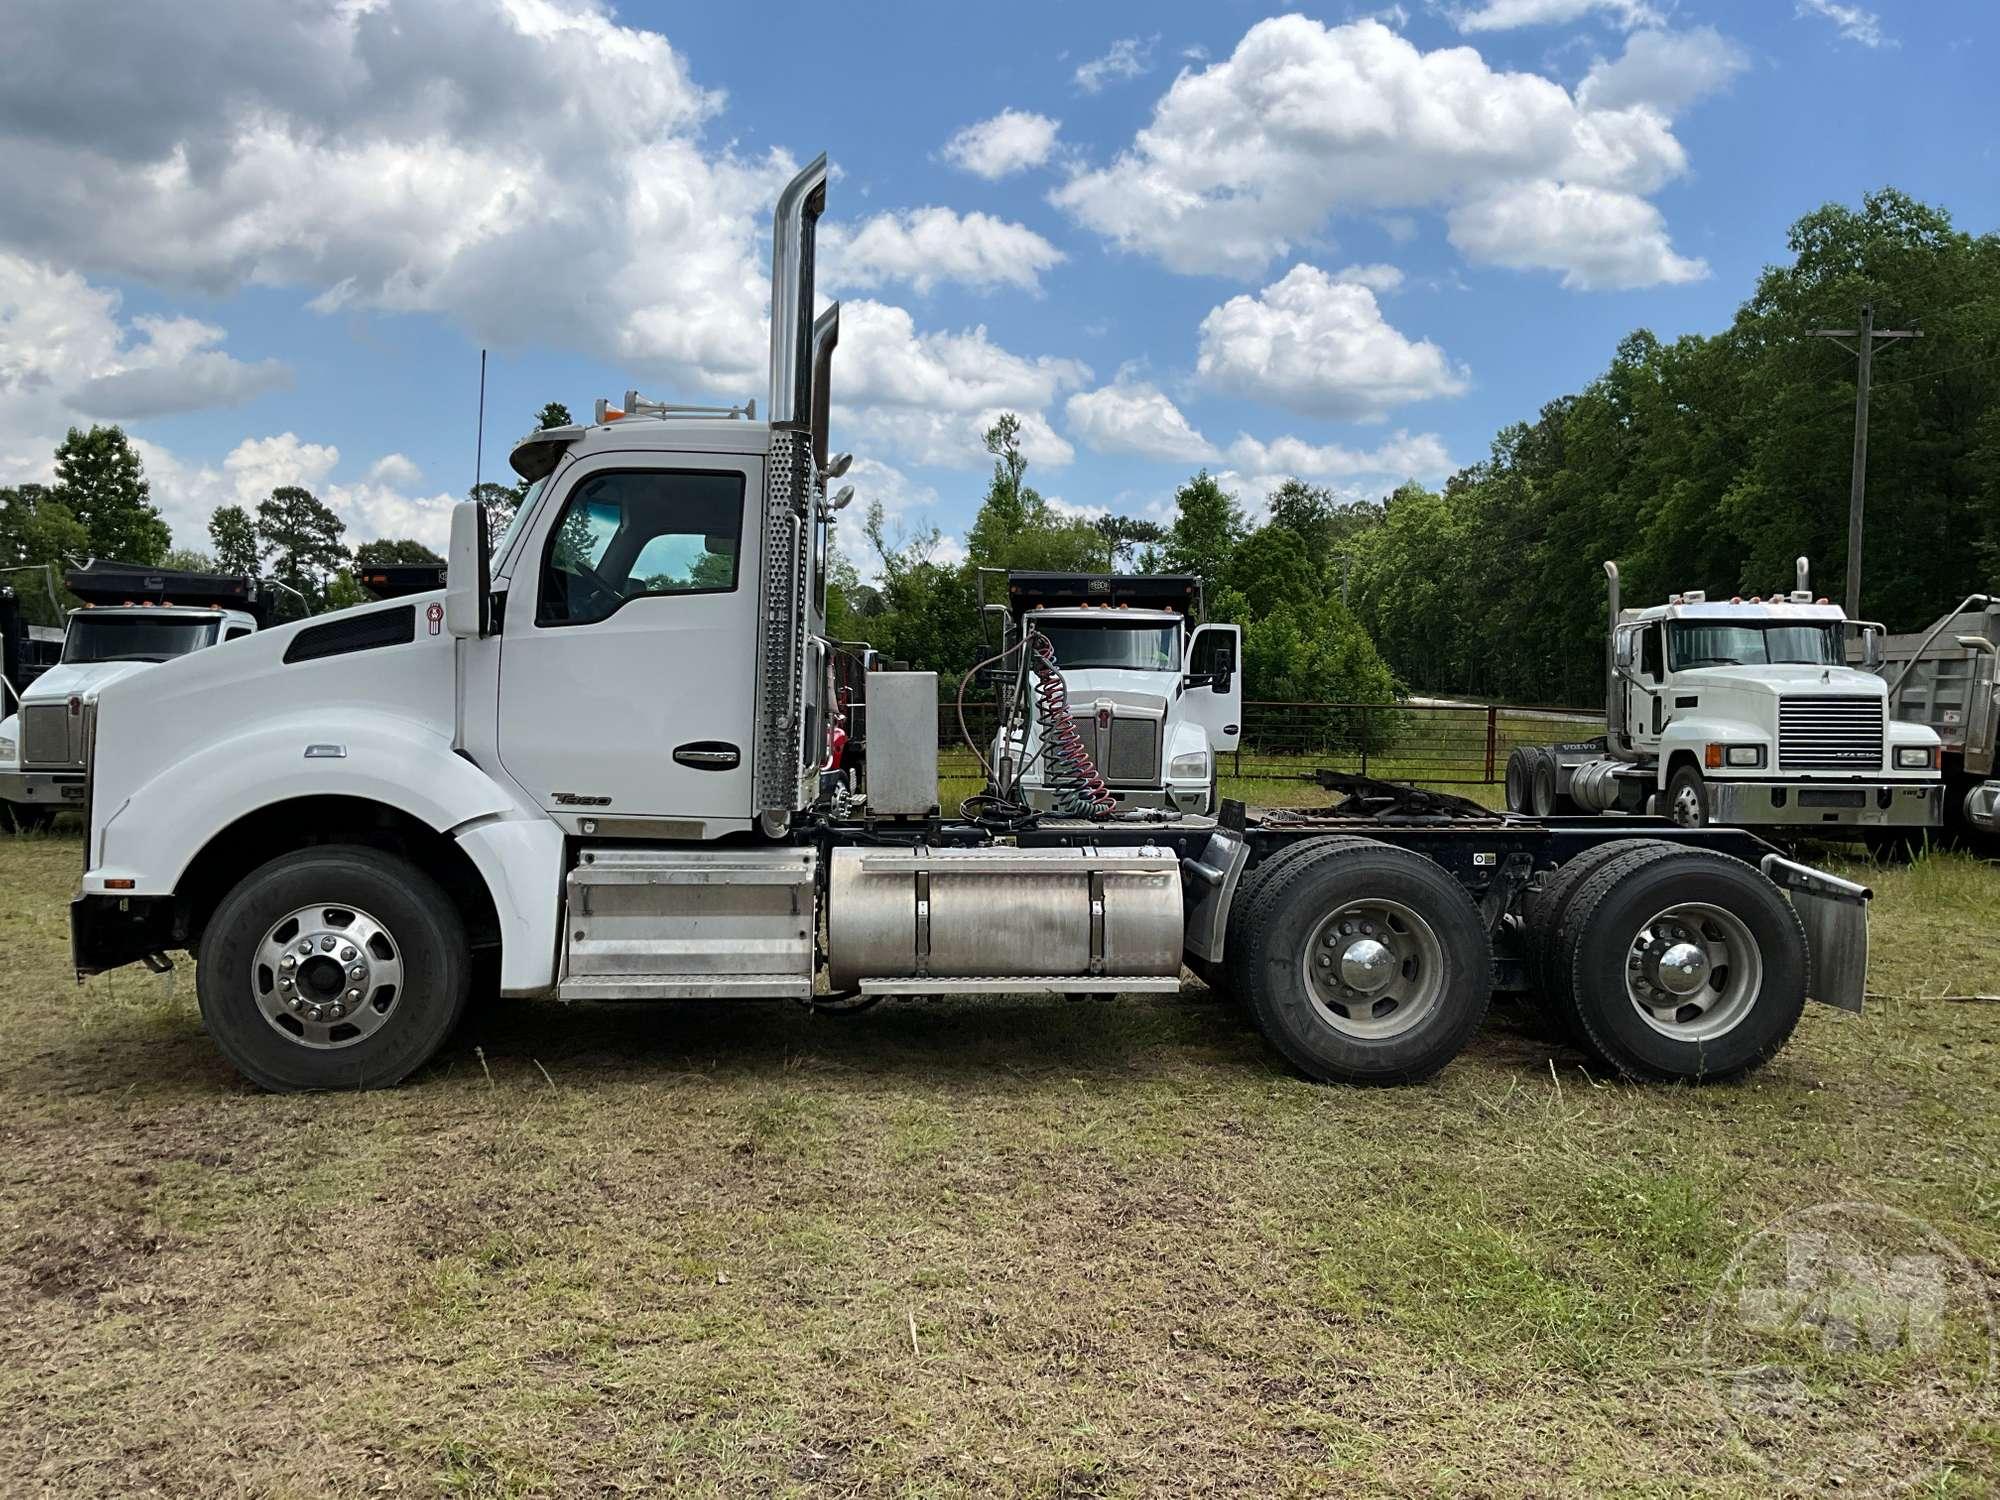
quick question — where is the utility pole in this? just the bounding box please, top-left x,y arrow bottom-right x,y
1808,304 -> 1920,619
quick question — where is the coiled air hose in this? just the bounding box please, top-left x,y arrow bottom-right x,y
1029,633 -> 1116,819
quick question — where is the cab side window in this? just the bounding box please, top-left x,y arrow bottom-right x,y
537,470 -> 744,627
1639,623 -> 1664,680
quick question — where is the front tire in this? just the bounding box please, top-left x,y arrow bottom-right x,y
197,846 -> 470,1092
1665,764 -> 1709,827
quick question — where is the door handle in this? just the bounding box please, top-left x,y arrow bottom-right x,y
673,741 -> 740,770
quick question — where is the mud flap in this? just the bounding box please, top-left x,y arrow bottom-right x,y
1181,827 -> 1249,964
1759,854 -> 1871,1014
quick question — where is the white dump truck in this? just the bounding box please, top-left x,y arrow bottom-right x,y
1873,590 -> 1999,838
71,155 -> 1873,1095
977,571 -> 1239,817
1507,560 -> 1942,834
2,563 -> 268,829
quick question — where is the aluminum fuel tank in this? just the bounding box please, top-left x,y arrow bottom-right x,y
825,844 -> 1183,989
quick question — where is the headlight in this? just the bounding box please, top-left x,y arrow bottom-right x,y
1707,743 -> 1765,769
0,735 -> 14,762
1894,745 -> 1937,770
1169,750 -> 1210,779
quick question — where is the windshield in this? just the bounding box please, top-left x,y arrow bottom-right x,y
489,476 -> 548,579
1035,621 -> 1181,672
63,614 -> 220,664
1668,621 -> 1842,670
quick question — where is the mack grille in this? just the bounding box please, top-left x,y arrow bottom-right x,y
21,702 -> 77,768
1777,696 -> 1884,770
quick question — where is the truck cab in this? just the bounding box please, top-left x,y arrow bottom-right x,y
984,572 -> 1240,816
1512,559 -> 1943,832
2,564 -> 266,827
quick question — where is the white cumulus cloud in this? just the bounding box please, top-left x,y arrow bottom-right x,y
1195,264 -> 1468,421
1447,180 -> 1705,289
1064,382 -> 1216,462
823,208 -> 1064,295
1456,0 -> 1660,31
1050,15 -> 1705,289
1578,27 -> 1749,115
1074,36 -> 1157,93
941,110 -> 1062,179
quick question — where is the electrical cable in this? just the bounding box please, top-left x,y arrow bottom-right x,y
1028,632 -> 1117,819
957,638 -> 1024,783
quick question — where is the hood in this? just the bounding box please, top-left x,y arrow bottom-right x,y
1674,663 -> 1887,697
1052,666 -> 1180,702
19,659 -> 158,703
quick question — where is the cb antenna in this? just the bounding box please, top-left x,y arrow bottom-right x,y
473,348 -> 488,491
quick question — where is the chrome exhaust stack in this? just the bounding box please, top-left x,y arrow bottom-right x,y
810,302 -> 840,471
768,154 -> 829,429
1604,560 -> 1632,759
1796,555 -> 1811,595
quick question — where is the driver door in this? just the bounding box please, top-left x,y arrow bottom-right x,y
496,453 -> 762,831
1183,623 -> 1242,752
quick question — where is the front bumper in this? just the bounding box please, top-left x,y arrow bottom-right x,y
0,765 -> 87,808
71,892 -> 182,976
1021,781 -> 1212,814
1707,779 -> 1941,829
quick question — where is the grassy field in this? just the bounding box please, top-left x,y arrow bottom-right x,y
1,826 -> 1996,1497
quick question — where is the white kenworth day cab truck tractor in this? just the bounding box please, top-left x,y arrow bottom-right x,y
1506,559 -> 1942,834
977,570 -> 1240,818
2,562 -> 269,830
71,156 -> 1874,1094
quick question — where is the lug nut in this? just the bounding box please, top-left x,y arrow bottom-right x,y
346,988 -> 361,1003
298,941 -> 312,956
340,946 -> 357,963
320,936 -> 337,952
327,1004 -> 346,1020
1315,954 -> 1332,968
348,964 -> 365,980
307,1005 -> 324,1021
279,977 -> 294,992
280,955 -> 296,971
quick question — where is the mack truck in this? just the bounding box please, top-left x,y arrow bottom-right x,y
977,570 -> 1239,817
1506,559 -> 1942,834
70,155 -> 1874,1095
1872,589 -> 1999,839
2,562 -> 270,830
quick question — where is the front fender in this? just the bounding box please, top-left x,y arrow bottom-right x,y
1654,717 -> 1761,787
87,712 -> 537,896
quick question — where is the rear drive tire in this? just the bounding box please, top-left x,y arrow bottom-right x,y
1529,749 -> 1558,817
1241,841 -> 1492,1085
1550,845 -> 1807,1082
197,845 -> 470,1092
1519,837 -> 1661,1041
1220,835 -> 1373,1006
1504,747 -> 1534,813
1665,764 -> 1709,828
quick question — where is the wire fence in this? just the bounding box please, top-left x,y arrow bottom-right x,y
930,695 -> 1606,789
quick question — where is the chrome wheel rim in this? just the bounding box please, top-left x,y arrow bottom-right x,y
1671,782 -> 1705,827
1301,898 -> 1445,1039
250,903 -> 404,1050
1624,901 -> 1761,1041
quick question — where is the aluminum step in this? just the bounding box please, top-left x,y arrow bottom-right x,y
558,974 -> 814,1002
856,975 -> 1184,995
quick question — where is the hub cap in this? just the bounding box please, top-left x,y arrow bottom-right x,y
1302,899 -> 1445,1040
1624,902 -> 1760,1041
251,904 -> 403,1050
1670,782 -> 1705,827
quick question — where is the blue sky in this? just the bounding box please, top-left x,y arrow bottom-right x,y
1,0 -> 1992,563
